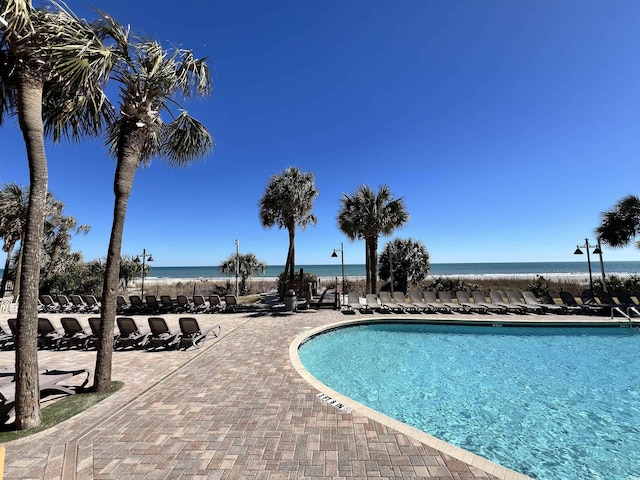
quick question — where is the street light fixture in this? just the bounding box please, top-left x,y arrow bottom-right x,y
331,242 -> 345,307
134,249 -> 153,298
235,239 -> 240,296
574,238 -> 606,293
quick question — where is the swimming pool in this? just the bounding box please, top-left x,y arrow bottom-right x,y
297,322 -> 640,480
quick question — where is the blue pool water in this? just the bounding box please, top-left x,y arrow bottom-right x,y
298,323 -> 640,480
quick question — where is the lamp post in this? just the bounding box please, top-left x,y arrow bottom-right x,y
574,239 -> 606,293
134,249 -> 153,299
235,239 -> 240,296
331,242 -> 345,307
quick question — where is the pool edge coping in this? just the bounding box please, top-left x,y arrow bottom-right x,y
290,317 -> 540,480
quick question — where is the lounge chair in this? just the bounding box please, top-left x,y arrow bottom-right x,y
392,291 -> 419,313
489,290 -> 524,314
537,292 -> 573,314
471,291 -> 507,314
59,317 -> 91,350
579,290 -> 610,316
558,291 -> 596,314
0,324 -> 15,350
437,291 -> 468,313
0,368 -> 91,424
56,295 -> 75,313
38,318 -> 64,349
69,294 -> 88,313
208,295 -> 224,313
7,318 -> 17,337
191,295 -> 208,313
595,291 -> 630,318
455,291 -> 488,314
145,295 -> 163,314
115,317 -> 149,350
116,295 -> 130,313
128,295 -> 146,313
505,290 -> 543,314
422,291 -> 452,313
82,294 -> 102,313
365,294 -> 389,313
521,291 -> 564,314
146,317 -> 180,351
39,294 -> 61,313
407,292 -> 429,313
612,291 -> 640,317
177,295 -> 194,312
177,317 -> 221,350
344,292 -> 366,313
224,295 -> 246,312
160,295 -> 175,313
378,291 -> 405,313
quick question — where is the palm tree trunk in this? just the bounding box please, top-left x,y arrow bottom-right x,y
45,243 -> 61,279
369,236 -> 379,293
14,79 -> 47,430
286,226 -> 295,281
0,241 -> 16,298
94,134 -> 142,392
364,239 -> 371,294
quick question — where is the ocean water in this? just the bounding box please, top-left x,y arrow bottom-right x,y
298,323 -> 640,480
2,261 -> 640,280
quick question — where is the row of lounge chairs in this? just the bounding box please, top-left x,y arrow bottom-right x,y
0,316 -> 220,351
39,294 -> 245,315
342,289 -> 637,316
0,367 -> 91,424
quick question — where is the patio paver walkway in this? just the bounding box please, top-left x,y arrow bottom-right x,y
1,308 -> 623,479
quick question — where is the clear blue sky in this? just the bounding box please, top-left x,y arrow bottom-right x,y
3,0 -> 640,266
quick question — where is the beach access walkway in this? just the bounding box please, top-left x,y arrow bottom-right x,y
0,308 -> 624,479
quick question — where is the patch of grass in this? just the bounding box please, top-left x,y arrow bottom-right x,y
0,381 -> 124,443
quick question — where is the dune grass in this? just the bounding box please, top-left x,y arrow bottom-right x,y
0,381 -> 123,443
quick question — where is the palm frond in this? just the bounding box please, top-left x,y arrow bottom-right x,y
161,110 -> 213,165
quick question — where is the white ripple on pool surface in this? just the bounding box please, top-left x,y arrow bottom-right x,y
298,323 -> 640,480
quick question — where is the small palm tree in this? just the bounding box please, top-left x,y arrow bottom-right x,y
378,238 -> 431,293
595,195 -> 640,249
219,253 -> 267,294
337,184 -> 409,294
43,209 -> 90,280
259,167 -> 318,281
0,183 -> 28,297
90,15 -> 213,392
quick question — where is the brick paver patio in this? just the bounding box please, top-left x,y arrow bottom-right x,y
0,309 -> 627,479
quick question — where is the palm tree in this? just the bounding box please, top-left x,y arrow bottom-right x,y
0,1 -> 112,429
219,253 -> 267,294
259,167 -> 318,281
0,183 -> 28,297
337,184 -> 409,294
43,210 -> 90,280
378,238 -> 430,293
91,16 -> 213,392
595,195 -> 640,249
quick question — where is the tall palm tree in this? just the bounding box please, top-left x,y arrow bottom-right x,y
43,210 -> 90,280
596,195 -> 640,249
337,184 -> 409,294
0,1 -> 112,429
91,16 -> 213,392
219,253 -> 267,294
259,167 -> 318,281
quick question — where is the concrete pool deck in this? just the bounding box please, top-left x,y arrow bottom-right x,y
0,309 -> 633,479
